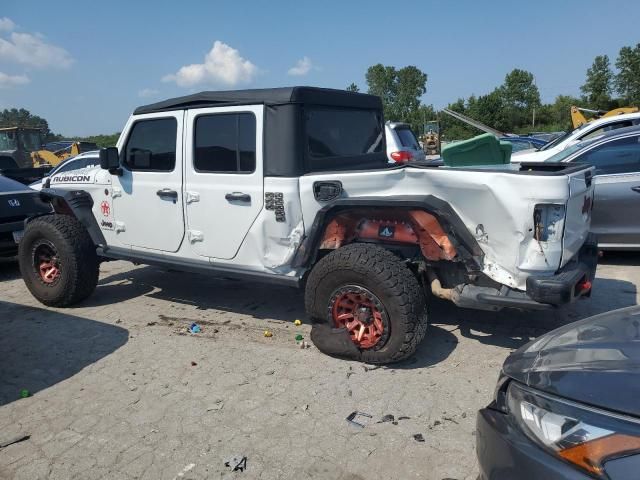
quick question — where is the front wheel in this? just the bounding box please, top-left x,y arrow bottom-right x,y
305,243 -> 428,364
19,214 -> 99,307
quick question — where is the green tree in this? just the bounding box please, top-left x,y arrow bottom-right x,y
580,55 -> 613,110
471,89 -> 507,132
440,98 -> 475,140
615,43 -> 640,105
365,63 -> 427,131
501,69 -> 540,129
75,133 -> 121,148
0,108 -> 59,141
551,95 -> 580,129
346,82 -> 360,92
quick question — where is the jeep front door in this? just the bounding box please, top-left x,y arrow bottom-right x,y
111,112 -> 185,252
184,106 -> 264,260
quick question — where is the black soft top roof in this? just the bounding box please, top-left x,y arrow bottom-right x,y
134,86 -> 382,115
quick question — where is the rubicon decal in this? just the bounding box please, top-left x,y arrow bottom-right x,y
100,201 -> 111,217
52,175 -> 91,183
7,199 -> 20,207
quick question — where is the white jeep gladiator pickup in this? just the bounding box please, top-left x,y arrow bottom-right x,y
18,87 -> 598,364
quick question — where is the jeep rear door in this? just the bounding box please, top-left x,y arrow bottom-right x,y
111,112 -> 185,252
184,105 -> 264,260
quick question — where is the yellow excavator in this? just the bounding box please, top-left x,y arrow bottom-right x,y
0,126 -> 96,169
570,105 -> 639,129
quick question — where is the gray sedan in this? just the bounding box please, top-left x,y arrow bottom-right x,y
542,125 -> 640,250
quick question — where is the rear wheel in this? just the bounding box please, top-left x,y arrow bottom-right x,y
305,243 -> 428,364
19,215 -> 99,307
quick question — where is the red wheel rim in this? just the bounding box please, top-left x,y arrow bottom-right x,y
38,260 -> 60,284
33,242 -> 60,285
330,286 -> 388,349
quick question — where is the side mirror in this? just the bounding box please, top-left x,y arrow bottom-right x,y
100,147 -> 120,170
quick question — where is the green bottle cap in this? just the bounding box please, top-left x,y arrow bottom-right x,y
295,334 -> 304,341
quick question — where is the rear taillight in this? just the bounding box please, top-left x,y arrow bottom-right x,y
390,151 -> 413,163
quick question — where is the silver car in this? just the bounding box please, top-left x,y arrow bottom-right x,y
544,125 -> 640,250
385,121 -> 426,163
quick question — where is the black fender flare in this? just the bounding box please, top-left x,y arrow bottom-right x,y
31,188 -> 106,247
292,195 -> 484,271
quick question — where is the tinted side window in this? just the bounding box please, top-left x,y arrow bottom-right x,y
307,108 -> 384,158
194,113 -> 256,173
81,157 -> 99,169
56,160 -> 80,174
395,127 -> 420,149
124,118 -> 177,171
574,135 -> 640,175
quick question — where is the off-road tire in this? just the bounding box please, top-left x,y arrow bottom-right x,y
19,214 -> 99,307
305,243 -> 428,364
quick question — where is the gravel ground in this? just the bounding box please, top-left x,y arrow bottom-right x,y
0,253 -> 638,480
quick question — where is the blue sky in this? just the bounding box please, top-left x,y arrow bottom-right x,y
1,0 -> 639,136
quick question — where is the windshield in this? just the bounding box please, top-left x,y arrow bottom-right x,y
21,131 -> 42,151
538,124 -> 588,151
544,142 -> 586,162
0,130 -> 41,151
0,131 -> 17,150
395,127 -> 420,149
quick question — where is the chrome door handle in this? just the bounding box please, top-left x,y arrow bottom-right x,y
225,192 -> 251,202
156,189 -> 178,203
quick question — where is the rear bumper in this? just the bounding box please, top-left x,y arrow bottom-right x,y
526,233 -> 598,305
458,234 -> 598,311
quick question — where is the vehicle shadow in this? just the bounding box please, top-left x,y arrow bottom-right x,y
427,276 -> 637,353
599,251 -> 640,267
0,300 -> 128,406
0,258 -> 21,282
87,264 -> 636,369
89,266 -> 305,320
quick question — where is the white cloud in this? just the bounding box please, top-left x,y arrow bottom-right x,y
0,31 -> 74,69
163,41 -> 258,88
287,56 -> 314,76
0,17 -> 15,32
0,72 -> 29,88
138,88 -> 160,98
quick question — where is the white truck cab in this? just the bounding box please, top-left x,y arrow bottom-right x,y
20,87 -> 598,364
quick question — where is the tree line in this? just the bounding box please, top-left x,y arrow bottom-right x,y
356,42 -> 640,140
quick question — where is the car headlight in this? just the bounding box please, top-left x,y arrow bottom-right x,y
507,381 -> 640,478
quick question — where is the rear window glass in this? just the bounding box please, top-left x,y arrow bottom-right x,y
306,108 -> 384,158
395,127 -> 420,149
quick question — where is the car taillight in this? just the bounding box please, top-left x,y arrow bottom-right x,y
390,151 -> 413,163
